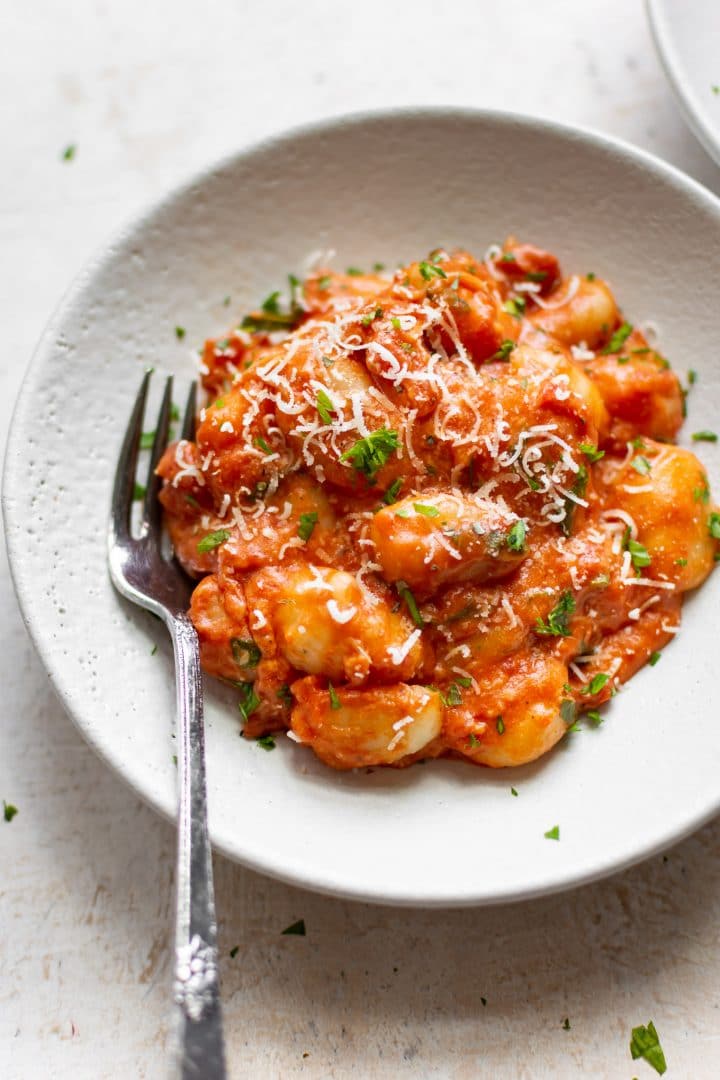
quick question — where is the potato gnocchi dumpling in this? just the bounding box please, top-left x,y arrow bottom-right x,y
159,239 -> 718,771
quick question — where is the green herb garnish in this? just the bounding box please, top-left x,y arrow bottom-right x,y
579,443 -> 604,463
298,512 -> 319,542
197,529 -> 230,554
491,340 -> 515,361
419,261 -> 447,281
506,519 -> 527,553
627,538 -> 651,570
584,672 -> 609,695
396,580 -> 424,628
61,144 -> 76,161
535,591 -> 575,637
649,651 -> 661,666
544,825 -> 560,840
496,716 -> 505,735
3,801 -> 18,823
340,428 -> 399,481
601,321 -> 633,354
414,503 -> 439,518
256,734 -> 275,750
692,430 -> 718,442
282,919 -> 306,936
383,478 -> 402,505
328,685 -> 341,710
239,684 -> 261,721
631,455 -> 652,475
231,638 -> 261,669
708,512 -> 720,540
503,296 -> 526,318
629,1021 -> 667,1075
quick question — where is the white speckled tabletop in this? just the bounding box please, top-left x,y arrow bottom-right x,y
2,2 -> 720,1077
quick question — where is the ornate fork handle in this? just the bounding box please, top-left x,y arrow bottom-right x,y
170,613 -> 226,1079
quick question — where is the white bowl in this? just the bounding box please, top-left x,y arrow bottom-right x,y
4,108 -> 720,906
648,0 -> 720,166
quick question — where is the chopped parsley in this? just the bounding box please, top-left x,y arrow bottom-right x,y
708,512 -> 720,540
255,436 -> 272,454
340,428 -> 399,481
255,734 -> 275,750
584,672 -> 609,695
631,455 -> 652,475
133,482 -> 146,501
629,1021 -> 667,1075
140,431 -> 155,450
373,262 -> 385,272
560,699 -> 576,725
175,326 -> 186,340
361,306 -> 383,327
383,478 -> 402,505
627,537 -> 651,570
229,945 -> 239,958
197,529 -> 230,554
238,684 -> 260,722
328,685 -> 341,710
535,591 -> 575,637
510,787 -> 518,796
282,919 -> 306,936
231,638 -> 261,669
526,270 -> 548,283
562,1018 -> 571,1031
586,272 -> 596,281
491,339 -> 515,361
674,557 -> 688,567
297,512 -> 319,542
579,443 -> 604,463
693,484 -> 710,503
649,651 -> 662,666
261,291 -> 281,314
442,683 -> 463,708
692,430 -> 718,442
586,709 -> 603,726
391,316 -> 402,330
395,580 -> 424,628
500,252 -> 516,263
61,144 -> 76,161
688,369 -> 697,385
496,716 -> 505,735
316,389 -> 335,424
506,519 -> 527,553
544,825 -> 560,841
418,260 -> 447,281
346,266 -> 363,276
503,296 -> 526,318
317,275 -> 332,291
601,321 -> 633,354
468,733 -> 481,748
277,684 -> 293,705
414,503 -> 439,517
3,801 -> 18,823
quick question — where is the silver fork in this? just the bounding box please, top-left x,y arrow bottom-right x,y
108,371 -> 227,1080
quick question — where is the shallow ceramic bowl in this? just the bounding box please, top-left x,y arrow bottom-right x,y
648,0 -> 720,166
4,109 -> 720,906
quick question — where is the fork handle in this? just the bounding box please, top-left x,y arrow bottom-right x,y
170,613 -> 227,1079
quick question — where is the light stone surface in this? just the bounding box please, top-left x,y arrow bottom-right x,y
2,1 -> 720,1076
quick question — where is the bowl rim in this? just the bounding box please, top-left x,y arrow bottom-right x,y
4,104 -> 720,907
646,0 -> 720,168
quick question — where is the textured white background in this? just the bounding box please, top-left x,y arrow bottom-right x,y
2,1 -> 720,1077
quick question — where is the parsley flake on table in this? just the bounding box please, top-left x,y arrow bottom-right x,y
692,430 -> 718,442
340,428 -> 399,481
510,787 -> 518,796
61,144 -> 76,161
3,801 -> 18,823
282,919 -> 306,936
535,591 -> 575,636
649,651 -> 662,667
229,946 -> 239,958
629,1020 -> 667,1075
255,734 -> 275,751
562,1018 -> 571,1031
298,512 -> 318,542
174,326 -> 186,340
197,529 -> 230,554
544,825 -> 560,840
133,482 -> 146,501
140,431 -> 155,450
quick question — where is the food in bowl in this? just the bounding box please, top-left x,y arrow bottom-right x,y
157,240 -> 718,770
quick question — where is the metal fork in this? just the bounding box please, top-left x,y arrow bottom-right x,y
108,371 -> 227,1079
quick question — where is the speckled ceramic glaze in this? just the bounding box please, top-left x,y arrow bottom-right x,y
4,109 -> 720,906
648,0 -> 720,166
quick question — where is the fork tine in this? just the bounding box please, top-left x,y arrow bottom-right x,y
110,371 -> 151,542
142,375 -> 174,535
181,380 -> 198,441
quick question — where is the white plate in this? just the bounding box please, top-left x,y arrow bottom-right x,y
648,0 -> 720,165
4,109 -> 720,907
